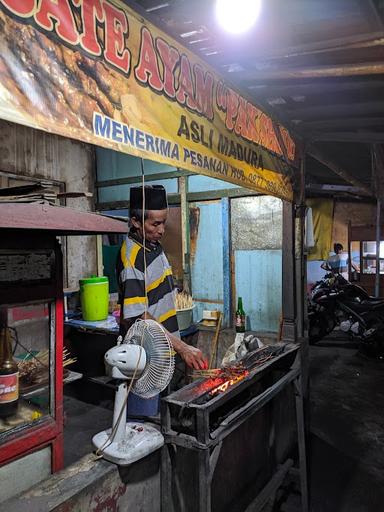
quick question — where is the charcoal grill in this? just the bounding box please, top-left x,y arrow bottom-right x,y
161,342 -> 308,512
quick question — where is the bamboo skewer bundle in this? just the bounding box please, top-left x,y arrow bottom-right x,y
63,348 -> 77,367
175,290 -> 193,310
18,348 -> 77,384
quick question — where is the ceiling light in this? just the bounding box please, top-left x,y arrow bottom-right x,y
215,0 -> 261,34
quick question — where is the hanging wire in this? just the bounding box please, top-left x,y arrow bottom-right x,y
95,159 -> 150,458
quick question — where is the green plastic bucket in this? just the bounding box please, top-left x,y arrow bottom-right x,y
79,276 -> 109,321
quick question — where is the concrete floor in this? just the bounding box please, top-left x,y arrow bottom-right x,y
307,335 -> 384,512
63,334 -> 384,511
280,333 -> 384,512
63,392 -> 113,468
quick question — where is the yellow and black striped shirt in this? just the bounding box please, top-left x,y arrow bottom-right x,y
117,234 -> 179,335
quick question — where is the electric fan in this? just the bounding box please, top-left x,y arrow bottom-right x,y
92,319 -> 175,465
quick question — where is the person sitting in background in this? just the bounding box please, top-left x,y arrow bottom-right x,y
321,243 -> 358,280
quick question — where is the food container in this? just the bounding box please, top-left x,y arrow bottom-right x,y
79,276 -> 109,321
202,310 -> 220,321
176,306 -> 195,331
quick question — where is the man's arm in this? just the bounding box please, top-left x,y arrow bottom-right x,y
321,260 -> 330,271
142,312 -> 207,370
168,333 -> 208,370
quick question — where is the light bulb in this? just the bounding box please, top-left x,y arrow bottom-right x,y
216,0 -> 261,34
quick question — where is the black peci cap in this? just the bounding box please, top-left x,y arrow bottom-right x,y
130,185 -> 168,210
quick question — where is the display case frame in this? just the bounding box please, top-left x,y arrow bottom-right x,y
0,232 -> 64,471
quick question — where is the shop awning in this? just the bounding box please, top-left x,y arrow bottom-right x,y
0,203 -> 127,235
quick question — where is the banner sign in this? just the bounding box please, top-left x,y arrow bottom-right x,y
0,1 -> 295,200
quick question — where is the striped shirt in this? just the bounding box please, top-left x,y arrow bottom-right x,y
117,234 -> 179,336
326,252 -> 349,279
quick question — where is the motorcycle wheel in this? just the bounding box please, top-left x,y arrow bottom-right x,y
358,316 -> 384,357
309,311 -> 335,344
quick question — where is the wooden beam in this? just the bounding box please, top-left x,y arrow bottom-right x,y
286,102 -> 384,122
247,95 -> 374,198
272,120 -> 291,168
300,117 -> 384,131
312,132 -> 384,143
365,0 -> 384,30
307,145 -> 372,196
306,183 -> 372,195
96,187 -> 261,210
230,62 -> 384,82
257,35 -> 384,61
211,30 -> 384,66
246,81 -> 384,98
95,170 -> 193,188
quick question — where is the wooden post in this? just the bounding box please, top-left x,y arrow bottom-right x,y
295,147 -> 306,340
375,198 -> 381,297
179,175 -> 191,293
294,376 -> 309,512
221,197 -> 231,328
198,449 -> 211,511
372,145 -> 384,296
96,234 -> 103,277
281,200 -> 296,341
295,148 -> 310,400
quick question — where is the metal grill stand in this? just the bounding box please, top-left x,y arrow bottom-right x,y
161,345 -> 308,512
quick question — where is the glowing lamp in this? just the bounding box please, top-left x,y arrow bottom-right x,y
215,0 -> 261,34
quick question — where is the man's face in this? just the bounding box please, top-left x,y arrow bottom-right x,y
132,209 -> 168,243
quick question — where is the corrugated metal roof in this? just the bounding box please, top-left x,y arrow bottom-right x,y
0,202 -> 127,235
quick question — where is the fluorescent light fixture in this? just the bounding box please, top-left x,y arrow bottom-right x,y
216,0 -> 261,34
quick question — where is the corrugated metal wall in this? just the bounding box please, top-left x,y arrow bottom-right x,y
231,197 -> 283,332
234,250 -> 282,331
96,149 -> 283,332
189,200 -> 224,322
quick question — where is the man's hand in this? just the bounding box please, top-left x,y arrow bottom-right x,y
170,336 -> 208,370
141,312 -> 208,369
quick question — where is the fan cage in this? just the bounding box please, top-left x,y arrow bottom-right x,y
123,319 -> 175,398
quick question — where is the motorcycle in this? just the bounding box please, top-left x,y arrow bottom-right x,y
308,273 -> 384,347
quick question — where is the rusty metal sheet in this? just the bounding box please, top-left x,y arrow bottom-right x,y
0,203 -> 127,235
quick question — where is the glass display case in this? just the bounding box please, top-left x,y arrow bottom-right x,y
0,302 -> 54,437
0,232 -> 64,496
0,201 -> 126,502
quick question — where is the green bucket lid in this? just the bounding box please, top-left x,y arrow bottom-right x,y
79,276 -> 109,285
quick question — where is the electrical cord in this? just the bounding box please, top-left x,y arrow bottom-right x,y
95,160 -> 149,458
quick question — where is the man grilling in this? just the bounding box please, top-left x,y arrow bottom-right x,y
117,185 -> 207,370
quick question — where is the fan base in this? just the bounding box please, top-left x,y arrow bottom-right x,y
92,422 -> 164,465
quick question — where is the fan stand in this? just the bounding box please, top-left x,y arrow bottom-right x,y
92,379 -> 164,466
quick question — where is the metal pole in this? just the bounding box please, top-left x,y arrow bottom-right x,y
375,197 -> 381,297
295,147 -> 306,339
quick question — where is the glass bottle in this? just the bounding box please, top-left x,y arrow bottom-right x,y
235,297 -> 246,333
0,326 -> 19,418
